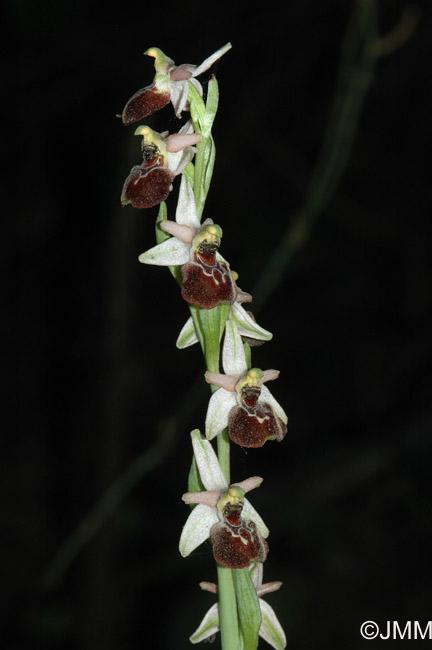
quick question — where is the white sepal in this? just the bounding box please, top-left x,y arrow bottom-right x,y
190,603 -> 219,644
242,499 -> 270,539
192,43 -> 232,77
259,600 -> 287,650
179,503 -> 218,557
223,319 -> 247,377
175,174 -> 200,228
250,560 -> 264,590
260,385 -> 288,425
231,303 -> 273,342
205,388 -> 236,440
138,237 -> 190,266
176,317 -> 198,349
190,430 -> 228,490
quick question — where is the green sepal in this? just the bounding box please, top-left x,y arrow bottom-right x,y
187,455 -> 205,496
155,201 -> 169,245
203,75 -> 219,136
183,161 -> 195,187
188,82 -> 206,132
197,305 -> 231,375
203,136 -> 216,203
234,568 -> 262,650
244,341 -> 252,370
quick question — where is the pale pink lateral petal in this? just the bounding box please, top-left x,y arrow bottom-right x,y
199,581 -> 218,594
262,369 -> 280,383
182,490 -> 220,507
232,476 -> 263,494
257,581 -> 283,597
205,371 -> 238,392
166,132 -> 202,153
236,289 -> 253,303
160,220 -> 196,244
170,64 -> 195,81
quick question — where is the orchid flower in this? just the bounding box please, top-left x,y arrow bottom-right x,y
139,175 -> 244,309
179,430 -> 269,569
205,320 -> 288,447
121,122 -> 201,209
122,43 -> 232,125
190,562 -> 287,649
176,301 -> 273,349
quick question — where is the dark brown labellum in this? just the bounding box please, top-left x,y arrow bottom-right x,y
211,520 -> 268,569
181,256 -> 236,310
122,85 -> 171,125
228,402 -> 287,448
121,164 -> 175,209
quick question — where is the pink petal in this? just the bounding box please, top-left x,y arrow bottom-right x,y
170,64 -> 196,81
257,581 -> 283,597
205,371 -> 238,392
232,476 -> 263,494
262,369 -> 280,383
166,132 -> 202,153
160,220 -> 196,244
199,581 -> 218,594
182,490 -> 220,507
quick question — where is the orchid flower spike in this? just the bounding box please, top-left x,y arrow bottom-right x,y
191,562 -> 287,649
122,43 -> 232,125
179,430 -> 269,569
121,121 -> 201,209
205,320 -> 288,447
176,300 -> 273,349
139,175 -> 241,309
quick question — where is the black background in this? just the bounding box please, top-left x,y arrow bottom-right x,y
7,0 -> 432,648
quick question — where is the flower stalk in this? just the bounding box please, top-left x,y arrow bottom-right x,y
120,43 -> 286,650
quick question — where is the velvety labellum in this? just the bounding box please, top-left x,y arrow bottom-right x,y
228,401 -> 287,448
121,163 -> 175,209
181,253 -> 236,310
122,85 -> 171,125
211,520 -> 268,569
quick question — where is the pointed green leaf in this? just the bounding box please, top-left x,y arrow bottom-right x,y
187,454 -> 205,494
188,82 -> 206,131
234,568 -> 262,650
204,75 -> 219,133
155,202 -> 169,244
182,161 -> 195,186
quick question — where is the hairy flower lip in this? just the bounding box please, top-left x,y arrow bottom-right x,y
179,431 -> 269,560
122,123 -> 199,210
204,321 -> 287,441
121,43 -> 232,124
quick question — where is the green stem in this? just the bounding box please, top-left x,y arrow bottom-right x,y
196,305 -> 238,650
217,565 -> 240,649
